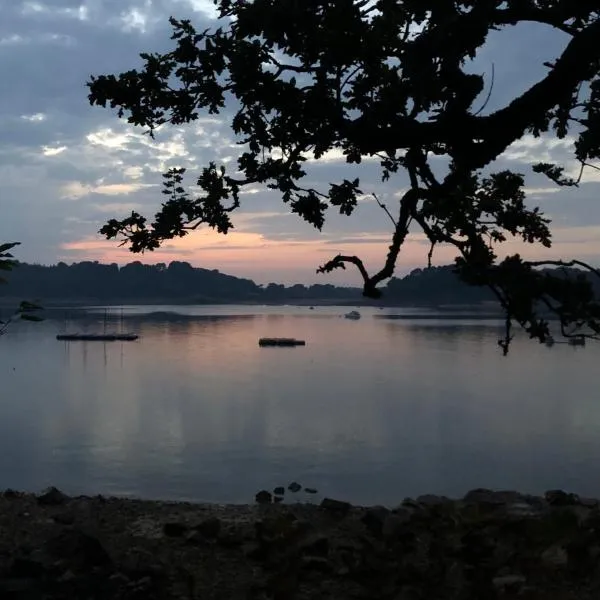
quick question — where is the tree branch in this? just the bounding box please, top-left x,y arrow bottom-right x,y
372,193 -> 397,227
525,259 -> 600,281
347,18 -> 600,170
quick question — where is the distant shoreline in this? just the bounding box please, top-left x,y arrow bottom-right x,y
0,297 -> 501,311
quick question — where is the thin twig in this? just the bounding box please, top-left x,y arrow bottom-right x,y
526,258 -> 600,280
473,63 -> 495,116
427,240 -> 435,268
372,193 -> 397,226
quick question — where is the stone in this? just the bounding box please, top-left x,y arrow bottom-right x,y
274,495 -> 283,503
53,512 -> 75,525
416,494 -> 449,507
273,486 -> 285,496
244,542 -> 266,560
300,556 -> 331,572
37,486 -> 69,506
163,522 -> 187,537
288,482 -> 302,493
10,557 -> 45,579
109,572 -> 131,585
382,511 -> 411,540
44,529 -> 112,568
185,529 -> 208,545
361,506 -> 390,537
320,498 -> 351,515
568,505 -> 592,526
59,569 -> 76,582
304,487 -> 318,494
541,545 -> 568,567
300,535 -> 329,558
401,497 -> 420,509
217,530 -> 245,548
492,574 -> 526,590
505,502 -> 540,518
194,517 -> 221,538
0,578 -> 40,594
255,490 -> 272,504
578,496 -> 599,508
464,488 -> 525,506
545,489 -> 579,506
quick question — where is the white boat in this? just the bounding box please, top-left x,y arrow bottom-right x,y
344,310 -> 361,320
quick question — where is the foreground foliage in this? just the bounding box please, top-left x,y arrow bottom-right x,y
88,0 -> 600,351
0,242 -> 42,335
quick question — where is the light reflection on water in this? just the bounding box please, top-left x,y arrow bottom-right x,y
0,305 -> 598,505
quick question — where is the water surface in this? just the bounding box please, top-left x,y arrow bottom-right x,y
1,305 -> 597,505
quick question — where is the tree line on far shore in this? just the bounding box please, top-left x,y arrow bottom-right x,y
2,260 -> 594,307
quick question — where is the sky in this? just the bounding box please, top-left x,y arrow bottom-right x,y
1,1 -> 599,285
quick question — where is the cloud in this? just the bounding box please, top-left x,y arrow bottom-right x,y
1,4 -> 599,285
60,181 -> 156,200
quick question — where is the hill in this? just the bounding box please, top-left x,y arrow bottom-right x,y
2,260 -> 595,307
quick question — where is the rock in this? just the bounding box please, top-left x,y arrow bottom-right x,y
185,529 -> 208,545
568,505 -> 592,526
53,512 -> 75,525
505,502 -> 540,518
37,486 -> 69,506
109,572 -> 131,585
401,497 -> 420,509
416,494 -> 449,507
244,542 -> 266,560
464,488 -> 525,506
58,569 -> 76,582
320,498 -> 351,515
541,545 -> 568,567
0,577 -> 40,594
545,489 -> 579,506
300,536 -> 329,558
163,522 -> 187,537
194,517 -> 221,538
304,487 -> 318,494
382,511 -> 411,540
300,556 -> 331,572
217,530 -> 245,548
44,529 -> 112,569
9,557 -> 45,579
274,495 -> 283,504
255,490 -> 272,504
273,486 -> 285,496
288,482 -> 302,493
578,496 -> 599,508
444,562 -> 465,590
2,488 -> 19,498
492,574 -> 526,590
361,506 -> 390,537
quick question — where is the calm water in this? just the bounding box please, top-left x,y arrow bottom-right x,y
0,305 -> 598,506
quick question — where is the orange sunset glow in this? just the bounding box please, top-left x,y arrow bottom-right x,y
59,223 -> 600,286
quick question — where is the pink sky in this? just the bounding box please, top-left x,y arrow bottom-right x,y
58,224 -> 600,286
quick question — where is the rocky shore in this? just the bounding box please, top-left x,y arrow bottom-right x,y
1,487 -> 600,599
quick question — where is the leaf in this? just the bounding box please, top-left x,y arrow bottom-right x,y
0,242 -> 20,253
20,314 -> 44,322
19,300 -> 42,312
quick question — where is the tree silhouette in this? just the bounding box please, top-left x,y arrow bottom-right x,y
0,243 -> 42,335
87,0 -> 600,352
